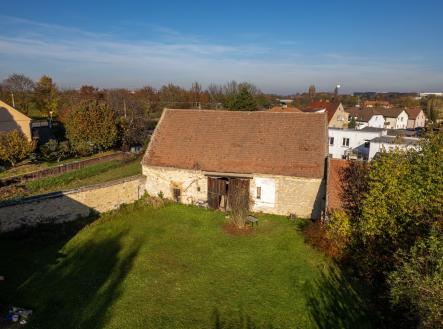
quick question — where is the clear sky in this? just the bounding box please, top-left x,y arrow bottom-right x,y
0,0 -> 442,94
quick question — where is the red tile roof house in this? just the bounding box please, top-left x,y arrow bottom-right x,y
405,108 -> 426,129
301,101 -> 349,128
142,109 -> 328,218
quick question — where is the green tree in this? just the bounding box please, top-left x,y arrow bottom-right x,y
389,231 -> 443,328
348,116 -> 356,128
0,131 -> 35,166
224,86 -> 257,111
64,101 -> 118,155
34,75 -> 59,117
39,139 -> 71,162
2,73 -> 35,114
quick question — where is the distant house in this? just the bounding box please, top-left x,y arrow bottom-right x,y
142,109 -> 328,218
405,108 -> 426,129
377,108 -> 409,129
302,101 -> 348,128
346,107 -> 385,129
368,135 -> 420,160
328,127 -> 387,160
362,100 -> 391,108
0,100 -> 32,141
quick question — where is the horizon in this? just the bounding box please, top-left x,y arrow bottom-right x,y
1,0 -> 442,94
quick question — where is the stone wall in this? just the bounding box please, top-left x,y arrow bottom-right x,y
0,175 -> 146,232
143,165 -> 325,218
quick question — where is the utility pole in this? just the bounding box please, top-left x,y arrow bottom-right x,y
123,99 -> 127,118
11,92 -> 15,107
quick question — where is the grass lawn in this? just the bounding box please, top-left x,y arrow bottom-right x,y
0,203 -> 377,329
0,158 -> 141,201
0,151 -> 119,180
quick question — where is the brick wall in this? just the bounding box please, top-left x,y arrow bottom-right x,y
0,175 -> 146,232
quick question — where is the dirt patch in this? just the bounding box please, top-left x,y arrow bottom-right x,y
222,222 -> 255,236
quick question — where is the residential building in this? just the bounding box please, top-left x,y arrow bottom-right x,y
378,108 -> 409,129
0,100 -> 32,141
368,136 -> 420,160
142,109 -> 328,218
405,108 -> 426,129
302,101 -> 348,128
328,127 -> 387,160
346,107 -> 385,129
267,106 -> 301,113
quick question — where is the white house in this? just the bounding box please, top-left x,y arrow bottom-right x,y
405,108 -> 426,129
328,127 -> 387,160
378,108 -> 409,129
142,109 -> 328,218
345,108 -> 385,129
368,136 -> 420,160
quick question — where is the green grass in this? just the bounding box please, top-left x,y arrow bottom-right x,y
24,159 -> 141,194
0,151 -> 119,179
0,203 -> 377,329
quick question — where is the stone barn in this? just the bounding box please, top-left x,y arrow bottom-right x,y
141,109 -> 328,218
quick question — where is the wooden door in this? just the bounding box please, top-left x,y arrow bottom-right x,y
207,177 -> 228,209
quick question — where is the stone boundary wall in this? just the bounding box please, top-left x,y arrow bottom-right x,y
0,175 -> 146,232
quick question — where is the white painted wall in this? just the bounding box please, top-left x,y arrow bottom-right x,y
384,110 -> 408,129
368,138 -> 420,160
328,128 -> 387,160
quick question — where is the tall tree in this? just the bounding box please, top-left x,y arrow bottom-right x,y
64,101 -> 118,155
224,86 -> 257,111
2,74 -> 35,113
34,75 -> 59,117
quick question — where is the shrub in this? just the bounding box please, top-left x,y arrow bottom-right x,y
326,209 -> 352,257
0,131 -> 35,166
39,139 -> 71,162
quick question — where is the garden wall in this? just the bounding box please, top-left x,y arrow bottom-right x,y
0,175 -> 146,232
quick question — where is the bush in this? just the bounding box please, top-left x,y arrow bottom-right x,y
326,210 -> 352,257
388,231 -> 443,328
0,131 -> 35,166
39,139 -> 71,162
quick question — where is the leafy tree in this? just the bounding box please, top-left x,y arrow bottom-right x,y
34,75 -> 59,117
389,231 -> 443,328
2,73 -> 35,113
0,131 -> 35,166
224,86 -> 257,111
64,101 -> 118,155
348,116 -> 356,129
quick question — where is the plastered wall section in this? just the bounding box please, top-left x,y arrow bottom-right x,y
0,176 -> 145,232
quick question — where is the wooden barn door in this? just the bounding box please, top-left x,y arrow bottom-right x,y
207,177 -> 228,209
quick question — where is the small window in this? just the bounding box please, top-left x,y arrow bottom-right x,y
342,138 -> 350,147
197,186 -> 201,192
256,186 -> 261,200
364,140 -> 370,148
329,137 -> 334,146
173,188 -> 181,202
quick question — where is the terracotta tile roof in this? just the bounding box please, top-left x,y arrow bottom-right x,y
267,106 -> 302,112
142,109 -> 328,178
374,107 -> 406,118
327,159 -> 350,211
303,101 -> 340,123
362,100 -> 390,107
405,107 -> 423,120
346,107 -> 382,122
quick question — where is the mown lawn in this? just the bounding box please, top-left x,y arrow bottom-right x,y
0,151 -> 119,179
0,159 -> 141,201
0,203 -> 376,329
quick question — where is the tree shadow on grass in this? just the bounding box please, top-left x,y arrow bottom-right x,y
0,217 -> 141,329
212,308 -> 278,329
303,265 -> 379,329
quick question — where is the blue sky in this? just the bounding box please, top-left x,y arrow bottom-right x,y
0,0 -> 442,94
